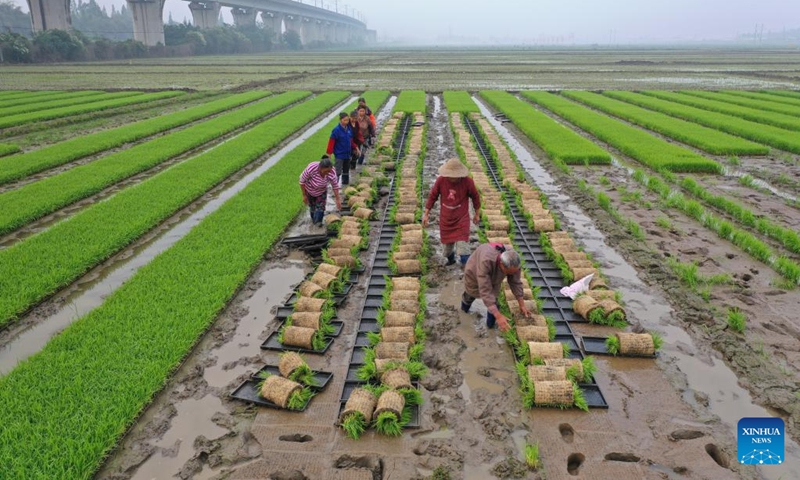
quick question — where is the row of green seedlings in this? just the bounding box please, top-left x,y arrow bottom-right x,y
0,91 -> 309,236
631,169 -> 800,286
603,91 -> 800,155
0,91 -> 185,129
341,275 -> 427,438
520,91 -> 722,174
372,111 -> 404,172
684,90 -> 800,118
0,90 -> 106,110
0,90 -> 139,118
0,143 -> 19,157
389,112 -> 426,225
644,91 -> 800,132
452,111 -> 593,410
0,91 -> 350,328
0,90 -> 274,186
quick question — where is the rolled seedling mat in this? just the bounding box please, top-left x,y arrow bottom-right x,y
290,312 -> 321,330
331,235 -> 362,249
282,326 -> 317,349
508,301 -> 539,319
348,196 -> 366,207
392,277 -> 420,291
566,259 -> 594,270
572,268 -> 598,281
324,214 -> 342,225
315,263 -> 342,278
618,333 -> 655,356
401,224 -> 422,232
381,367 -> 414,390
484,230 -> 509,238
310,271 -> 337,290
396,243 -> 422,254
390,298 -> 420,315
533,218 -> 556,232
533,380 -> 574,407
590,276 -> 609,290
299,281 -> 324,298
390,289 -> 418,302
398,238 -> 423,249
487,236 -> 512,245
549,238 -> 575,249
560,252 -> 588,261
599,299 -> 625,320
546,231 -> 571,240
573,295 -> 601,320
528,365 -> 568,382
278,352 -> 307,379
340,388 -> 378,423
395,260 -> 422,275
260,375 -> 303,409
392,251 -> 419,261
376,341 -> 410,360
517,314 -> 548,327
327,248 -> 354,258
489,220 -> 511,231
382,326 -> 416,345
294,297 -> 326,312
375,389 -> 406,419
384,311 -> 416,328
587,290 -> 616,301
340,225 -> 362,236
528,342 -> 565,362
354,208 -> 374,220
516,326 -> 550,343
395,213 -> 416,224
544,358 -> 584,382
330,255 -> 358,268
344,186 -> 359,196
553,243 -> 578,254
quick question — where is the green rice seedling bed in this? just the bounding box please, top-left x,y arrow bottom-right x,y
562,91 -> 767,156
480,90 -> 611,165
0,92 -> 309,236
0,144 -> 19,157
684,91 -> 800,117
443,91 -> 480,113
0,91 -> 184,129
0,90 -> 273,185
0,91 -> 388,479
522,91 -> 720,173
393,90 -> 426,114
642,91 -> 800,132
724,90 -> 800,108
604,91 -> 800,154
0,92 -> 347,327
0,90 -> 137,118
0,90 -> 107,110
760,90 -> 800,102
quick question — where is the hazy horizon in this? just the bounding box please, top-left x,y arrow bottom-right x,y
8,0 -> 800,44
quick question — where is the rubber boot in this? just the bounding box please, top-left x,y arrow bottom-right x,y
486,312 -> 497,329
461,299 -> 472,313
341,173 -> 349,185
312,209 -> 324,226
446,252 -> 456,266
460,254 -> 470,266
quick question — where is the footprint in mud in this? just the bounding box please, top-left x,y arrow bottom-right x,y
705,443 -> 730,468
604,452 -> 640,462
334,454 -> 383,480
668,429 -> 704,441
559,423 -> 575,443
567,453 -> 585,476
269,470 -> 308,480
278,434 -> 313,443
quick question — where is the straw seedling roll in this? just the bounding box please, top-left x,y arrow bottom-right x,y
340,388 -> 378,440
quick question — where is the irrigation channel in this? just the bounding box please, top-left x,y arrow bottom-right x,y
0,95 -> 356,375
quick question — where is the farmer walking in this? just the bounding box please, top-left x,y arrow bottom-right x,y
358,97 -> 377,130
423,158 -> 481,266
461,243 -> 532,331
327,112 -> 360,185
299,155 -> 342,226
348,109 -> 366,171
355,105 -> 376,164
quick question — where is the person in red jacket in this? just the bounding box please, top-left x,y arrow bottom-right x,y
348,109 -> 366,170
355,105 -> 375,164
423,158 -> 481,266
326,112 -> 360,185
358,97 -> 377,131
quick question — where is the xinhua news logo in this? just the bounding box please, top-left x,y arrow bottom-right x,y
738,417 -> 784,465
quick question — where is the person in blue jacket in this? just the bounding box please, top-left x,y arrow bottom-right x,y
326,112 -> 360,185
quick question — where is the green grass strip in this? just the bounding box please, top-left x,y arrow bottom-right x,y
393,90 -> 426,113
727,90 -> 800,108
760,90 -> 800,102
0,92 -> 307,236
603,91 -> 800,155
523,91 -> 720,173
0,91 -> 346,327
0,91 -> 386,480
0,144 -> 19,157
0,91 -> 138,118
641,91 -> 800,132
443,91 -> 479,113
0,90 -> 107,110
0,90 -> 272,185
563,91 -> 767,156
680,90 -> 800,118
0,91 -> 185,129
0,90 -> 57,102
480,90 -> 611,165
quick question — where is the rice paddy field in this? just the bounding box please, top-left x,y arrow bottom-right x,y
0,47 -> 798,480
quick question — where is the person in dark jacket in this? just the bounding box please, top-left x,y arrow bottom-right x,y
327,112 -> 360,185
358,97 -> 377,130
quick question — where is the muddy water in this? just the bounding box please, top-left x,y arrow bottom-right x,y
474,96 -> 800,479
0,97 -> 354,375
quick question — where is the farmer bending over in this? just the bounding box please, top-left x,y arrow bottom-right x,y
423,158 -> 481,266
299,155 -> 342,226
327,112 -> 360,185
461,243 -> 532,331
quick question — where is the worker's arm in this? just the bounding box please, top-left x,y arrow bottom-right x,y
422,178 -> 441,227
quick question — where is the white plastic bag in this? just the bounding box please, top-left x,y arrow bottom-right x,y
560,273 -> 594,300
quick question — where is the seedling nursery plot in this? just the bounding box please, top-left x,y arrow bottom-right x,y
1,49 -> 799,480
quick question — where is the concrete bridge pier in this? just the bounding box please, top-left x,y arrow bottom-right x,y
27,0 -> 71,33
188,1 -> 221,29
231,7 -> 256,28
282,13 -> 303,43
127,0 -> 166,46
300,17 -> 319,44
262,11 -> 283,41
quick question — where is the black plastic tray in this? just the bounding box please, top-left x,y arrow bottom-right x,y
251,365 -> 333,391
230,379 -> 315,410
260,333 -> 334,354
339,381 -> 421,428
581,336 -> 657,358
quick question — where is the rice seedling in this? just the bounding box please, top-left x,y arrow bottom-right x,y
656,216 -> 673,230
431,465 -> 452,479
341,412 -> 369,440
525,443 -> 541,470
393,90 -> 427,114
443,91 -> 479,113
0,90 -> 137,117
606,335 -> 620,355
727,307 -> 746,333
375,411 -> 405,437
598,175 -> 611,187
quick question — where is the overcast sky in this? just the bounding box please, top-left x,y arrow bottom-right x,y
10,0 -> 798,43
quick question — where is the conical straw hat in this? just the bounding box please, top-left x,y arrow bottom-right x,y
438,158 -> 469,178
